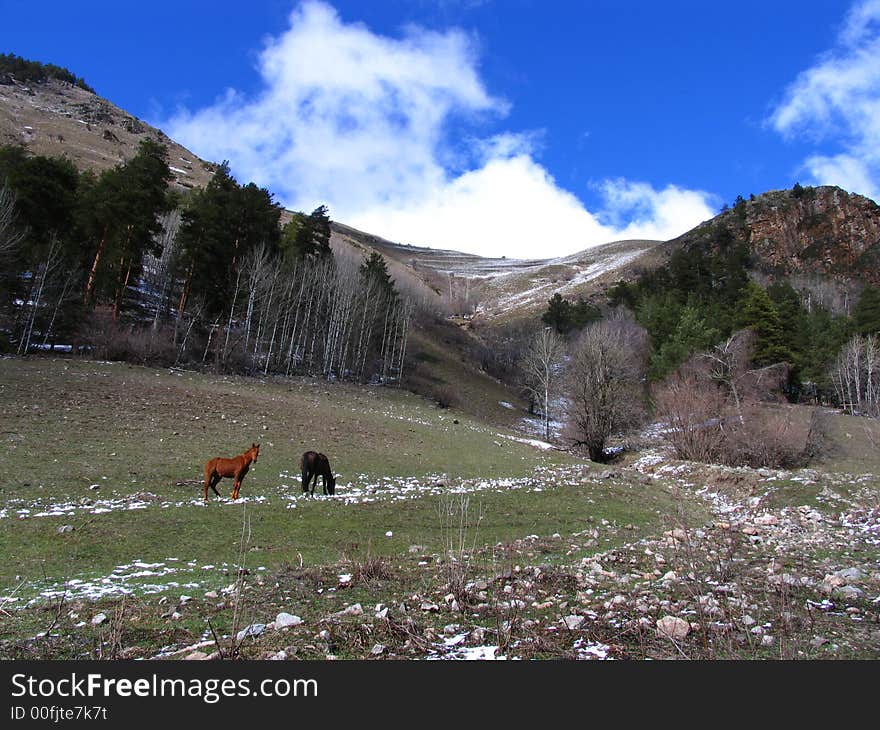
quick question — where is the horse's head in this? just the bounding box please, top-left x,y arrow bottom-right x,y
249,443 -> 260,462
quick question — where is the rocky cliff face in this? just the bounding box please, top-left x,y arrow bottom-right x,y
674,186 -> 880,285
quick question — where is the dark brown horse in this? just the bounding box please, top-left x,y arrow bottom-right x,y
301,451 -> 336,495
203,443 -> 260,502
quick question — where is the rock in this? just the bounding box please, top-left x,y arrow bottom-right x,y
761,635 -> 774,647
340,603 -> 363,616
741,615 -> 756,626
836,585 -> 864,600
375,607 -> 389,619
57,525 -> 74,534
370,644 -> 385,655
661,571 -> 678,582
204,591 -> 218,599
810,636 -> 829,649
268,650 -> 288,660
823,573 -> 845,588
656,616 -> 690,641
179,595 -> 192,604
836,567 -> 863,582
275,612 -> 303,628
562,615 -> 585,630
741,526 -> 759,536
184,651 -> 210,660
236,623 -> 267,642
91,613 -> 107,626
754,514 -> 778,526
420,602 -> 439,612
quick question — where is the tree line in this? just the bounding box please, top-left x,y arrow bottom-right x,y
0,53 -> 94,92
518,222 -> 880,462
0,142 -> 412,383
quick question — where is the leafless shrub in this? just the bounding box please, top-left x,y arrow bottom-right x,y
79,310 -> 176,365
438,494 -> 484,609
652,359 -> 726,462
720,404 -> 815,469
432,383 -> 460,409
655,333 -> 818,468
346,550 -> 394,585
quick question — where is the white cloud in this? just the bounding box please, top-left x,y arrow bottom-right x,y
769,0 -> 880,202
160,1 -> 715,258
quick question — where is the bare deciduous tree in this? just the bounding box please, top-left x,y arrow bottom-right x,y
831,334 -> 880,417
520,327 -> 565,440
564,315 -> 649,461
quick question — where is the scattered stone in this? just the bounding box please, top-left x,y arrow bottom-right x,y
236,623 -> 266,642
562,615 -> 585,630
57,525 -> 74,534
660,571 -> 678,582
275,612 -> 303,629
836,585 -> 864,600
91,613 -> 107,626
836,568 -> 863,582
184,651 -> 209,660
375,607 -> 389,619
204,591 -> 218,599
656,616 -> 690,641
340,603 -> 363,616
371,644 -> 385,656
420,602 -> 439,612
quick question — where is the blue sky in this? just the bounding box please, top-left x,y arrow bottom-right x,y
4,1 -> 879,257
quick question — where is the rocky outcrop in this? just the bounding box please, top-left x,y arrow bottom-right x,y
673,186 -> 880,286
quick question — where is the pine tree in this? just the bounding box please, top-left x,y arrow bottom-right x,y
542,293 -> 572,334
853,284 -> 880,336
735,282 -> 791,366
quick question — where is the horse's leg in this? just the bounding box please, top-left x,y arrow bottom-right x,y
302,467 -> 309,494
211,474 -> 222,497
204,467 -> 215,502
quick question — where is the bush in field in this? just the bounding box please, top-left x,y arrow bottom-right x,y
652,359 -> 726,463
654,330 -> 818,468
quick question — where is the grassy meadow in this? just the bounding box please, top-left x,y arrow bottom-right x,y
1,357 -> 877,660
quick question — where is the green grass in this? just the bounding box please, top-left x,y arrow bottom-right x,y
0,358 -> 696,611
5,357 -> 877,660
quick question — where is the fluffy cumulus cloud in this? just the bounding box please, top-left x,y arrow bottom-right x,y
161,1 -> 715,259
769,0 -> 880,202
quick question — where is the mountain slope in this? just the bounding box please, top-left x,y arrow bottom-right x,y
0,74 -> 216,190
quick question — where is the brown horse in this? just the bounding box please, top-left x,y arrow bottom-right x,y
203,443 -> 260,502
301,451 -> 336,495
